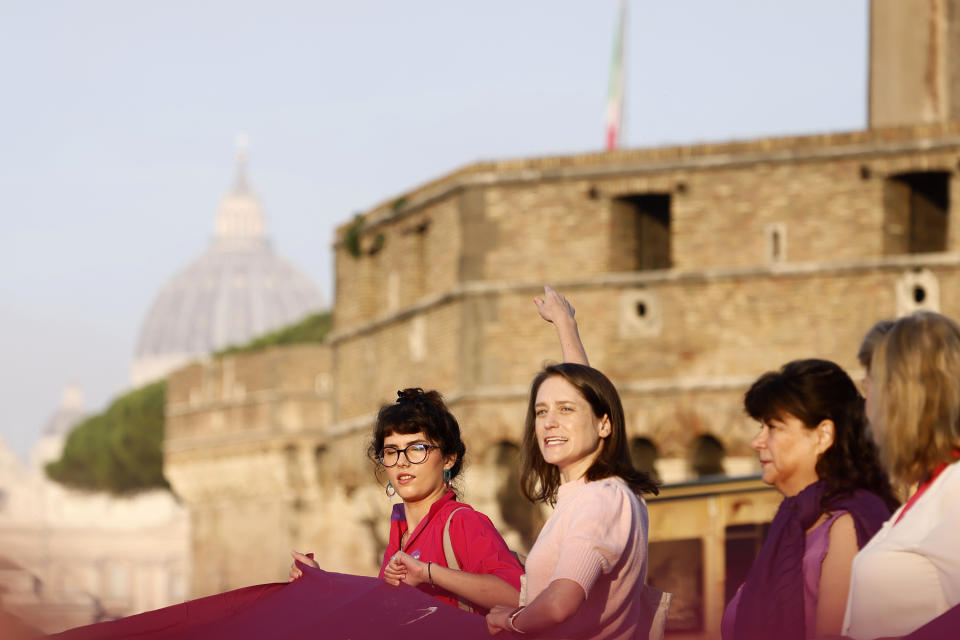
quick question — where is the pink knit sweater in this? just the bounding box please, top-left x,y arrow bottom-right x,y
524,476 -> 650,640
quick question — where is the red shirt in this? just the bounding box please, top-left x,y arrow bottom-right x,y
378,491 -> 523,614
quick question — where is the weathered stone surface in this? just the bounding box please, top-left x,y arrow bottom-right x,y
166,124 -> 960,634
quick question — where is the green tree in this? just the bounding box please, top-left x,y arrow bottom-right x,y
46,380 -> 168,494
46,311 -> 332,493
216,311 -> 331,356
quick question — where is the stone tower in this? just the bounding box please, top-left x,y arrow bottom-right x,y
870,0 -> 960,127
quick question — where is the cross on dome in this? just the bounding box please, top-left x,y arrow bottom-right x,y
214,133 -> 266,245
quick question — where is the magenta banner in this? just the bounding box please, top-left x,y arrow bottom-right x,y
52,560 -> 492,640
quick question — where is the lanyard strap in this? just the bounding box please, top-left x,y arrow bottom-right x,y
894,450 -> 959,525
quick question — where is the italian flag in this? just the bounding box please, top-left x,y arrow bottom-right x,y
605,0 -> 626,150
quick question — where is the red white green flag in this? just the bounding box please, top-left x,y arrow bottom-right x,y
605,0 -> 626,150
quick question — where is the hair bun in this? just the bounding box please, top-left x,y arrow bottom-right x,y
396,388 -> 426,404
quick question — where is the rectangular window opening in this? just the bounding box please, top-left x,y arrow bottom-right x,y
724,523 -> 771,604
883,172 -> 950,254
648,537 -> 703,632
612,193 -> 672,271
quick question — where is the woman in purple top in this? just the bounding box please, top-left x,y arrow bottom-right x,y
721,359 -> 898,640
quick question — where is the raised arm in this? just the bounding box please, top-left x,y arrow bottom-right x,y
534,285 -> 589,366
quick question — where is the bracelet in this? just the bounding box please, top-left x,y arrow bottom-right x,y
506,606 -> 526,634
427,561 -> 434,587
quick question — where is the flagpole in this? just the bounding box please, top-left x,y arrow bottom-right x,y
620,0 -> 628,147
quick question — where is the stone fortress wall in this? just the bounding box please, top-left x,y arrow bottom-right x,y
166,122 -> 960,602
164,4 -> 960,634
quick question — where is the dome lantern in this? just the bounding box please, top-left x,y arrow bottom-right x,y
213,133 -> 267,248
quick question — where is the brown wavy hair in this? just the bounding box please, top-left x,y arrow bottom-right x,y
519,363 -> 659,505
744,359 -> 898,511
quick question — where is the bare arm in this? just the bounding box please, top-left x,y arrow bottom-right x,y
386,552 -> 519,610
815,513 -> 857,638
534,285 -> 589,366
486,578 -> 585,634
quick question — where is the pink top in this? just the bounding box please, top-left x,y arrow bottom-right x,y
722,511 -> 846,640
523,476 -> 649,640
801,511 -> 845,634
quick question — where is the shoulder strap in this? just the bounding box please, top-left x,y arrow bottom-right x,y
441,506 -> 475,613
645,587 -> 672,640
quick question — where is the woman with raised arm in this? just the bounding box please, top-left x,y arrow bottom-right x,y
721,359 -> 897,640
843,312 -> 960,640
485,358 -> 661,639
292,388 -> 523,614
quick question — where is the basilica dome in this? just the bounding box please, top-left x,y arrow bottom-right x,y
131,146 -> 324,386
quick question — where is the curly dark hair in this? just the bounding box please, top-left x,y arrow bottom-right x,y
744,359 -> 899,511
367,388 -> 467,486
520,363 -> 659,505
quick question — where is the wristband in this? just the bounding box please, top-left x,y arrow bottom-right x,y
427,561 -> 434,587
506,606 -> 526,634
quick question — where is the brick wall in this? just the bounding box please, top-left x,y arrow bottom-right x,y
166,124 -> 960,596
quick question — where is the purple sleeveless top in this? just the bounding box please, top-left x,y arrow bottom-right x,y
722,511 -> 846,640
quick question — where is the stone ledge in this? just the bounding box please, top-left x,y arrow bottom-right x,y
166,388 -> 329,417
336,124 -> 960,239
328,252 -> 960,343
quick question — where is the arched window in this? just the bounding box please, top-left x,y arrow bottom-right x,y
630,436 -> 661,483
493,441 -> 542,550
690,434 -> 726,478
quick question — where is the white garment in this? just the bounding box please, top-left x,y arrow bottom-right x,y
843,461 -> 960,639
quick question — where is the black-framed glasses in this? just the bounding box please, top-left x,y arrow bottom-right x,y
378,443 -> 439,467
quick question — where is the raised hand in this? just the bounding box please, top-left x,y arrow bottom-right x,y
533,285 -> 576,325
534,285 -> 589,366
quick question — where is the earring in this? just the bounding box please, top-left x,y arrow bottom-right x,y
443,469 -> 452,490
385,481 -> 396,497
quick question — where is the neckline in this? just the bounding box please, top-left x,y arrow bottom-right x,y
806,510 -> 843,536
398,490 -> 457,551
557,476 -> 588,499
894,459 -> 956,526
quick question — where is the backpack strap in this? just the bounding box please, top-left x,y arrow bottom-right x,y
441,506 -> 476,613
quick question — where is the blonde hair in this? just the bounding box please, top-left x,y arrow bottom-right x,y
871,312 -> 960,484
857,319 -> 895,370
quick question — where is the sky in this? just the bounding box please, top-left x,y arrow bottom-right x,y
0,0 -> 870,460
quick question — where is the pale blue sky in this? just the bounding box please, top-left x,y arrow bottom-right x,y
0,0 -> 869,459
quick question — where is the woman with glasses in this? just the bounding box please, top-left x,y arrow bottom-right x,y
54,387 -> 518,639
290,387 -> 523,614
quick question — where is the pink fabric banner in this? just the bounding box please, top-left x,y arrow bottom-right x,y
51,560 -> 491,640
